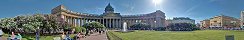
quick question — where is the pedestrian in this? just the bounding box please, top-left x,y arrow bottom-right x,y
74,32 -> 81,40
11,32 -> 16,40
99,30 -> 101,34
16,33 -> 22,40
102,29 -> 105,34
61,32 -> 66,40
65,32 -> 72,40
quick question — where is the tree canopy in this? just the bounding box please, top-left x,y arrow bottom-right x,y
82,22 -> 105,30
129,23 -> 151,30
0,14 -> 69,34
167,23 -> 199,31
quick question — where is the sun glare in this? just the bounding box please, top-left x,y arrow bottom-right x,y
153,0 -> 162,6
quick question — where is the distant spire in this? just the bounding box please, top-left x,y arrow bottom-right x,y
105,3 -> 114,13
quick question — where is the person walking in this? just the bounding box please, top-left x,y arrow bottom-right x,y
16,33 -> 22,40
11,32 -> 16,40
65,32 -> 72,40
75,32 -> 81,40
61,32 -> 66,40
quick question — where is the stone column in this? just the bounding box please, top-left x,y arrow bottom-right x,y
63,16 -> 66,21
65,16 -> 68,22
66,16 -> 69,23
74,18 -> 76,27
103,19 -> 105,26
83,18 -> 86,25
112,19 -> 115,28
76,18 -> 79,27
116,19 -> 118,28
74,18 -> 76,26
109,19 -> 112,28
115,19 -> 118,28
67,17 -> 70,24
71,17 -> 74,26
119,19 -> 121,29
99,19 -> 101,24
68,17 -> 71,23
80,18 -> 82,27
104,19 -> 109,28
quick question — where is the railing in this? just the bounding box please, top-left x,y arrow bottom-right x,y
106,31 -> 122,40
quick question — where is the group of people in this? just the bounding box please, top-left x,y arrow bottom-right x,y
61,32 -> 85,40
7,32 -> 22,40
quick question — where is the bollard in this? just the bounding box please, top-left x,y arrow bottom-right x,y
225,35 -> 234,40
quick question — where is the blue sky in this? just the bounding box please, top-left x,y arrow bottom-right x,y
1,0 -> 244,23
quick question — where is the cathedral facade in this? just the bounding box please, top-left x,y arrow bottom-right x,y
51,4 -> 166,29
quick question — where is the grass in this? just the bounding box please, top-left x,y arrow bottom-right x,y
107,31 -> 122,40
109,30 -> 244,40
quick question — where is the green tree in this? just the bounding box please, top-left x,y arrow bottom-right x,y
167,23 -> 199,31
74,26 -> 86,33
0,14 -> 72,35
82,22 -> 105,36
130,23 -> 151,30
0,18 -> 17,32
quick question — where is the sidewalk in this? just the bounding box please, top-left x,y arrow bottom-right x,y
81,33 -> 108,40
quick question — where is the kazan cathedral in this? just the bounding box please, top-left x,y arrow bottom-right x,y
51,3 -> 166,29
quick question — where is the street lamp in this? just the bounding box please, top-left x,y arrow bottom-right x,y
154,21 -> 157,27
36,27 -> 40,40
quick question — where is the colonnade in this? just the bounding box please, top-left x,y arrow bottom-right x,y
62,15 -> 164,29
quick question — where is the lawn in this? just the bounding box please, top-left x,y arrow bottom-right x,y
110,30 -> 244,40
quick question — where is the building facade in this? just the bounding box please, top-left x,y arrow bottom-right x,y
240,11 -> 244,28
166,17 -> 195,26
51,4 -> 166,29
200,15 -> 240,29
200,19 -> 210,28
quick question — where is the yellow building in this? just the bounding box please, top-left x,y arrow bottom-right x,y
200,19 -> 210,28
200,15 -> 240,29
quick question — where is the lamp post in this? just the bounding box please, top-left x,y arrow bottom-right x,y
36,27 -> 40,40
154,21 -> 157,27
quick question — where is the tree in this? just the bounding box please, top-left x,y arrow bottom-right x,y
167,23 -> 199,31
74,26 -> 86,33
0,18 -> 17,32
83,22 -> 105,30
0,14 -> 69,35
82,22 -> 105,36
129,23 -> 151,30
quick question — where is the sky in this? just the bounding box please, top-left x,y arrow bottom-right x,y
1,0 -> 244,23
